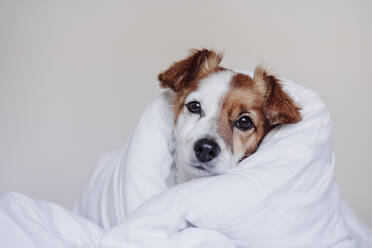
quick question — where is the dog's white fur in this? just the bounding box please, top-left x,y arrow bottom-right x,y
174,70 -> 239,183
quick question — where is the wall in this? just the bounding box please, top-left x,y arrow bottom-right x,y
0,0 -> 371,225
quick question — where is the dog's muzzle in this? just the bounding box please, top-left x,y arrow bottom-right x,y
193,138 -> 220,163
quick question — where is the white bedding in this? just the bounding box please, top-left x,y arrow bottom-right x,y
1,75 -> 371,247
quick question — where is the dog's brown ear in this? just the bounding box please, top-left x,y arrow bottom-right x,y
253,66 -> 302,126
158,49 -> 223,92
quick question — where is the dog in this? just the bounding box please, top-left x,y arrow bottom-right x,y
158,49 -> 302,183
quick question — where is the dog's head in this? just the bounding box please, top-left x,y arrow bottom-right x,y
158,49 -> 301,179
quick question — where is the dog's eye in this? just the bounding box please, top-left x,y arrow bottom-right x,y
234,116 -> 254,131
185,101 -> 202,114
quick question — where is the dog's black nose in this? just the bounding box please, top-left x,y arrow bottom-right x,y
194,138 -> 220,163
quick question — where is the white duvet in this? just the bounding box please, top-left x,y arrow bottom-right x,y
1,75 -> 371,248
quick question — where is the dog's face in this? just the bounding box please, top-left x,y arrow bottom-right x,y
158,49 -> 301,180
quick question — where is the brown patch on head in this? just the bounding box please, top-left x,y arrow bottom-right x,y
218,73 -> 267,158
158,49 -> 224,121
218,66 -> 302,159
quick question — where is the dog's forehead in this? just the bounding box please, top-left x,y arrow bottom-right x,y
187,70 -> 235,114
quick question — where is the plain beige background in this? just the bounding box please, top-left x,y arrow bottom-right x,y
0,0 -> 371,226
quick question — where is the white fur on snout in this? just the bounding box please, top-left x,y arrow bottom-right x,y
174,70 -> 238,183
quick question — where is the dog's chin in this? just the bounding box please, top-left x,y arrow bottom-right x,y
175,152 -> 238,181
184,160 -> 224,177
188,164 -> 215,177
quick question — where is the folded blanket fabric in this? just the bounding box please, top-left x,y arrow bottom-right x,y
75,73 -> 372,247
0,192 -> 103,248
1,74 -> 371,248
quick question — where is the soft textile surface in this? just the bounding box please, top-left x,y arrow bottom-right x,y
0,192 -> 103,248
75,75 -> 372,247
1,75 -> 371,247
